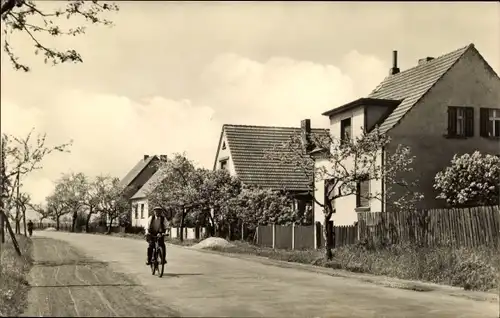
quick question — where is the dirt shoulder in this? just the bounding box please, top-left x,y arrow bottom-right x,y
22,236 -> 180,317
0,234 -> 33,317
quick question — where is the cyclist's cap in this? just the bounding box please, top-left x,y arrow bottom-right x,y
152,206 -> 163,211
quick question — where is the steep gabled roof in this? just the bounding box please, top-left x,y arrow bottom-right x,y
131,168 -> 166,200
118,156 -> 157,189
221,124 -> 329,191
367,44 -> 473,133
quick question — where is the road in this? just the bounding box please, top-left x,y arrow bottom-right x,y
24,231 -> 497,317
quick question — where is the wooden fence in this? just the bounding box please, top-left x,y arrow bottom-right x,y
256,223 -> 357,250
357,205 -> 500,248
255,205 -> 499,250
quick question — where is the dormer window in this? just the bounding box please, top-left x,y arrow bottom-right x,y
220,159 -> 228,170
340,117 -> 352,145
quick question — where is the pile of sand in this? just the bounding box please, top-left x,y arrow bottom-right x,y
43,227 -> 56,231
190,237 -> 234,250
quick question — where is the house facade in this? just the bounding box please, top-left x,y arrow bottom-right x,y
314,43 -> 500,226
118,154 -> 166,224
213,122 -> 329,224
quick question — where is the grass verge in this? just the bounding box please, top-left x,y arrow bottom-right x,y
207,241 -> 500,292
0,234 -> 33,317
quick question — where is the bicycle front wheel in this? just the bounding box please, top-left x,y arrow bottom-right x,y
157,247 -> 165,278
150,250 -> 157,275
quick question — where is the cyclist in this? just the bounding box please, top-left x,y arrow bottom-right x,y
145,206 -> 170,266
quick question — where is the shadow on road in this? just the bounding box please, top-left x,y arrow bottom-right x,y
30,283 -> 142,288
161,273 -> 203,278
33,260 -> 108,267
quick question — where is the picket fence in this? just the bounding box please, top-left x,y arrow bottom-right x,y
255,205 -> 500,250
357,205 -> 500,248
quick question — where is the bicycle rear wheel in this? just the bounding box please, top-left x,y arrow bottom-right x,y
157,247 -> 165,278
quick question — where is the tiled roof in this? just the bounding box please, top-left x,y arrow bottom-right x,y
368,44 -> 473,133
131,168 -> 166,200
118,156 -> 157,189
223,124 -> 330,191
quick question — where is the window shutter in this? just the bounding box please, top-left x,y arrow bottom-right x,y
465,107 -> 474,137
447,107 -> 457,136
480,108 -> 489,137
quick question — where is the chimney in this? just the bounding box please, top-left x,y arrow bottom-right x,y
418,57 -> 434,65
301,119 -> 312,151
143,155 -> 149,161
389,50 -> 400,75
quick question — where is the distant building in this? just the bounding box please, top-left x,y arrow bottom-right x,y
213,122 -> 329,223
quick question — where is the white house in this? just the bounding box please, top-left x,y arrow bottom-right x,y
129,168 -> 166,228
313,44 -> 500,226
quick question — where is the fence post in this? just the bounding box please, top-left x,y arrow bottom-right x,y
291,223 -> 295,250
272,224 -> 276,249
241,222 -> 245,241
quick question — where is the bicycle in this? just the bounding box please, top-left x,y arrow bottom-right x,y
150,232 -> 167,277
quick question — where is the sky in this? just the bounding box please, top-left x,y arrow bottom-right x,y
1,2 -> 499,215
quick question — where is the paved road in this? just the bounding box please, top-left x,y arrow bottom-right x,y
27,231 -> 497,317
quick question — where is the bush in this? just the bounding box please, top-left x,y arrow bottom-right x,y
434,151 -> 500,206
124,225 -> 145,235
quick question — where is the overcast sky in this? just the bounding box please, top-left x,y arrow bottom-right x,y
1,2 -> 499,210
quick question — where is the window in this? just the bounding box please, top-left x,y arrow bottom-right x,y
222,141 -> 226,150
140,204 -> 145,219
356,175 -> 370,208
480,108 -> 500,137
340,117 -> 352,144
134,205 -> 138,219
220,159 -> 228,170
448,106 -> 473,137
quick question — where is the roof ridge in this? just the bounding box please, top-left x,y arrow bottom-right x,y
379,43 -> 472,82
367,43 -> 474,134
223,124 -> 328,131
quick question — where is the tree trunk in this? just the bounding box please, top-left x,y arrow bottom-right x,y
0,211 -> 5,243
323,209 -> 334,261
107,213 -> 115,234
15,209 -> 20,234
85,207 -> 93,233
179,208 -> 186,242
56,216 -> 60,231
206,210 -> 215,237
71,210 -> 78,232
22,207 -> 27,236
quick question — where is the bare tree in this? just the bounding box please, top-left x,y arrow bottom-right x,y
46,192 -> 69,231
94,176 -> 129,234
53,172 -> 87,232
266,126 -> 423,260
0,129 -> 71,242
1,0 -> 119,71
